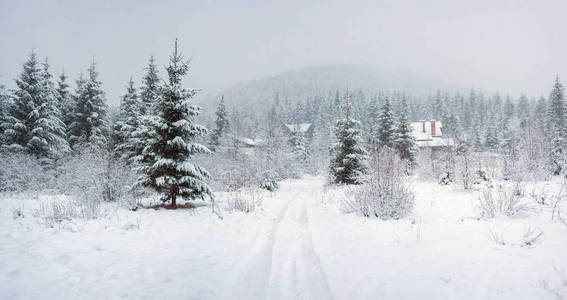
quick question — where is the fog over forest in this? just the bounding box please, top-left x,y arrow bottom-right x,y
2,0 -> 566,104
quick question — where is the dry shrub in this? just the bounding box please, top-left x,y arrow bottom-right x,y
479,181 -> 534,218
343,147 -> 414,219
225,189 -> 264,213
33,196 -> 103,228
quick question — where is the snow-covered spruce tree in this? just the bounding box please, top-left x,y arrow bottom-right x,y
139,56 -> 160,115
129,57 -> 161,166
376,96 -> 395,147
137,40 -> 212,206
39,59 -> 69,160
209,95 -> 229,152
0,82 -> 9,144
547,75 -> 566,134
55,71 -> 75,137
68,61 -> 108,148
330,92 -> 366,184
114,78 -> 140,160
394,100 -> 417,167
484,114 -> 499,150
547,76 -> 566,175
291,126 -> 310,173
366,96 -> 380,143
472,112 -> 484,152
2,53 -> 68,165
549,129 -> 564,176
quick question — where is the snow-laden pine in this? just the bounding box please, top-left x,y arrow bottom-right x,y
1,53 -> 68,166
394,98 -> 417,167
209,95 -> 229,152
139,56 -> 160,116
114,78 -> 140,160
136,40 -> 212,206
68,61 -> 108,148
376,96 -> 395,147
547,76 -> 566,175
330,92 -> 366,184
55,71 -> 75,141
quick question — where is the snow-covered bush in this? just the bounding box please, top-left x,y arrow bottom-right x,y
479,182 -> 533,218
57,144 -> 137,204
224,189 -> 264,213
33,196 -> 103,228
343,147 -> 414,219
259,171 -> 279,192
0,151 -> 51,193
454,138 -> 475,190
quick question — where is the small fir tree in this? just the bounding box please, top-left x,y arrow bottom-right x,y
394,100 -> 417,167
68,61 -> 108,147
547,75 -> 566,134
377,96 -> 395,147
209,95 -> 229,152
114,78 -> 140,160
139,56 -> 160,115
330,92 -> 366,184
366,96 -> 380,143
0,83 -> 10,144
56,71 -> 75,137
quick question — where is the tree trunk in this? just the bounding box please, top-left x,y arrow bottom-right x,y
171,188 -> 177,207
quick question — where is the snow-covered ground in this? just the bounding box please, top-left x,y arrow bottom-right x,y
1,176 -> 567,299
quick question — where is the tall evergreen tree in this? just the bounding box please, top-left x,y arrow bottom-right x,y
330,92 -> 366,184
114,78 -> 140,159
209,95 -> 229,151
290,125 -> 310,173
547,76 -> 566,175
129,56 -> 161,164
0,82 -> 10,144
39,59 -> 68,157
139,56 -> 160,115
137,40 -> 212,206
56,71 -> 75,135
394,99 -> 417,166
376,96 -> 395,147
1,53 -> 67,164
547,75 -> 566,134
484,113 -> 499,150
68,61 -> 108,147
366,96 -> 380,142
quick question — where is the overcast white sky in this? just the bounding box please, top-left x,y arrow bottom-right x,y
1,0 -> 566,104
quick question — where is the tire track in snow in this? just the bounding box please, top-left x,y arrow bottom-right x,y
233,181 -> 334,300
232,190 -> 299,300
266,185 -> 334,300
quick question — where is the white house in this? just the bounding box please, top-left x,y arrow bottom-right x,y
410,120 -> 453,149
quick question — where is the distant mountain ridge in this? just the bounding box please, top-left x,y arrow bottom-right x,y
198,65 -> 467,109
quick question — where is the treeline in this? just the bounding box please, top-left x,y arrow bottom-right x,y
0,41 -> 211,207
1,40 -> 566,208
203,75 -> 565,183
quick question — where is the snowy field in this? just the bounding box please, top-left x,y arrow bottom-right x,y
1,176 -> 567,299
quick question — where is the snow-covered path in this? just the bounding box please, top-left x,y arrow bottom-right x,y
1,176 -> 567,299
233,181 -> 333,300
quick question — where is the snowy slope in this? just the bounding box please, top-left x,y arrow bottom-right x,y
1,177 -> 566,299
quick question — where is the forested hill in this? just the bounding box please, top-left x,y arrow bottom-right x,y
198,65 -> 467,109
